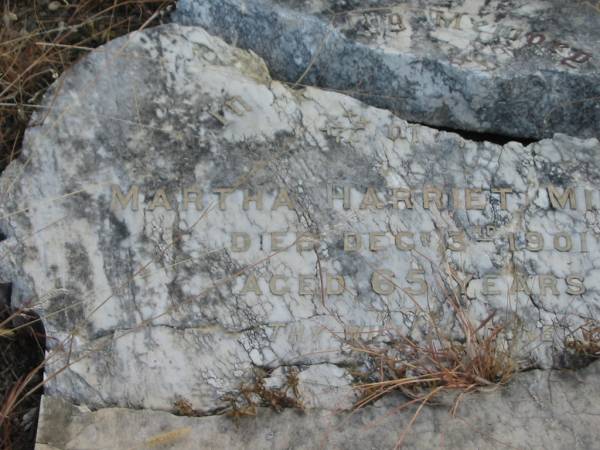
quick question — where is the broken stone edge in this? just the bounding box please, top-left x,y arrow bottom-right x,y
36,359 -> 600,450
173,0 -> 600,141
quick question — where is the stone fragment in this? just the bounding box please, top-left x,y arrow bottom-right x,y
0,24 -> 599,429
35,360 -> 600,449
174,0 -> 600,140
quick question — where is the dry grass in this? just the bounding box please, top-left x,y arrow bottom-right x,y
0,2 -> 174,449
565,320 -> 600,359
346,288 -> 519,449
0,0 -> 175,171
223,368 -> 304,420
0,301 -> 44,450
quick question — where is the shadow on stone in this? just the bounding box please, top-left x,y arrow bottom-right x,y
0,284 -> 45,450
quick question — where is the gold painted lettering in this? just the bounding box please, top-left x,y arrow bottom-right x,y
394,232 -> 414,251
510,275 -> 531,295
547,186 -> 577,210
423,186 -> 443,209
371,269 -> 395,295
452,272 -> 473,296
299,274 -> 315,295
271,232 -> 287,252
344,233 -> 362,251
581,232 -> 589,253
326,273 -> 346,295
243,190 -> 263,210
231,232 -> 251,252
539,275 -> 559,296
430,9 -> 466,29
269,275 -> 290,295
272,189 -> 295,210
585,190 -> 595,210
492,187 -> 512,210
526,231 -> 544,252
392,188 -> 413,209
148,188 -> 173,211
214,188 -> 234,210
296,233 -> 319,252
566,275 -> 586,295
369,232 -> 386,252
404,269 -> 427,296
183,187 -> 203,211
483,274 -> 501,296
554,232 -> 572,252
328,184 -> 351,209
359,187 -> 385,210
241,274 -> 262,295
465,188 -> 485,210
111,184 -> 139,211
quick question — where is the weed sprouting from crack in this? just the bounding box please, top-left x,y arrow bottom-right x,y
222,368 -> 304,421
564,320 -> 600,362
344,286 -> 521,449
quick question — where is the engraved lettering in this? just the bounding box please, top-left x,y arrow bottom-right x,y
243,190 -> 263,210
344,233 -> 362,251
395,232 -> 414,251
423,186 -> 443,209
371,269 -> 395,295
369,232 -> 386,251
566,275 -> 586,295
214,188 -> 234,210
326,273 -> 346,295
148,188 -> 173,211
539,275 -> 559,296
359,187 -> 385,210
299,274 -> 315,295
272,189 -> 295,210
554,232 -> 573,252
329,184 -> 351,209
271,231 -> 287,252
405,269 -> 427,296
465,188 -> 485,210
392,188 -> 413,209
241,274 -> 262,295
111,184 -> 139,211
526,231 -> 544,252
547,186 -> 577,210
269,275 -> 290,295
183,187 -> 203,211
492,187 -> 513,210
296,233 -> 319,252
483,274 -> 501,296
231,232 -> 251,252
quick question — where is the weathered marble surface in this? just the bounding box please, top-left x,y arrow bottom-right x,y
35,361 -> 600,449
0,24 -> 600,421
174,0 -> 600,140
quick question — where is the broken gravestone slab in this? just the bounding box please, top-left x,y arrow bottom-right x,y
0,23 -> 600,432
173,0 -> 600,140
34,361 -> 600,450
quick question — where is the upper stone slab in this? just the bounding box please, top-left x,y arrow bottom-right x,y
174,0 -> 600,140
1,24 -> 600,416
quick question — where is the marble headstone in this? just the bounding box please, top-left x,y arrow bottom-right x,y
174,0 -> 600,140
1,24 -> 600,445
